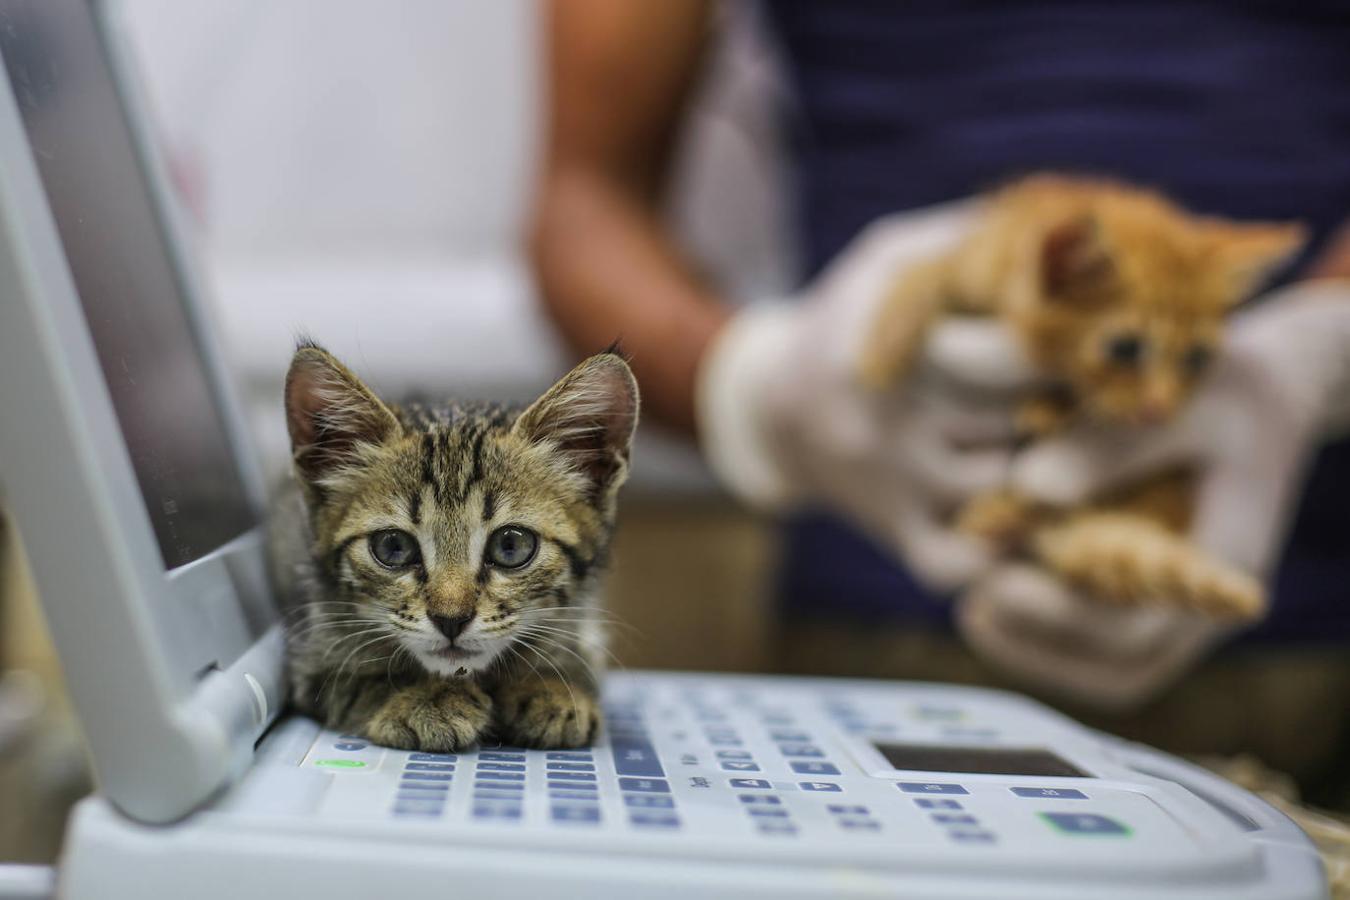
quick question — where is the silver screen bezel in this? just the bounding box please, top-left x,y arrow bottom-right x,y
0,0 -> 283,823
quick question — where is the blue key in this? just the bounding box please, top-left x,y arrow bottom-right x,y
551,805 -> 601,824
950,830 -> 997,844
1011,787 -> 1088,800
547,762 -> 596,772
474,789 -> 523,801
392,798 -> 444,813
739,794 -> 781,805
478,752 -> 525,762
473,804 -> 523,820
475,771 -> 525,782
398,780 -> 450,792
914,798 -> 962,810
334,741 -> 367,752
405,762 -> 455,772
760,713 -> 794,726
790,761 -> 840,776
779,744 -> 824,758
729,778 -> 772,790
547,752 -> 593,761
769,730 -> 811,742
476,762 -> 525,772
827,804 -> 869,815
840,819 -> 880,831
410,752 -> 458,762
619,777 -> 670,793
551,790 -> 601,802
757,823 -> 798,836
548,780 -> 597,792
475,780 -> 524,791
1040,813 -> 1129,835
721,761 -> 762,772
799,781 -> 842,792
932,813 -> 978,825
547,772 -> 597,782
402,772 -> 453,782
392,804 -> 441,817
708,736 -> 743,746
746,807 -> 790,819
716,750 -> 753,760
624,794 -> 675,809
630,812 -> 681,828
899,782 -> 968,795
610,736 -> 665,778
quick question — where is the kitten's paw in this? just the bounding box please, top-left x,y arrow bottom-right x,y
957,491 -> 1038,549
1177,566 -> 1267,622
493,679 -> 601,749
366,680 -> 492,751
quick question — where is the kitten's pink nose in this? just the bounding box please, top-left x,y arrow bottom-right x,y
430,612 -> 474,642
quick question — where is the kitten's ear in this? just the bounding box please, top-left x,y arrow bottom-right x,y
514,350 -> 640,494
1039,213 -> 1115,301
284,342 -> 400,483
1198,219 -> 1307,304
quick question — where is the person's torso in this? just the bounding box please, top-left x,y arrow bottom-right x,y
761,0 -> 1350,642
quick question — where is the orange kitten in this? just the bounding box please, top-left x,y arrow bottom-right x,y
860,174 -> 1305,620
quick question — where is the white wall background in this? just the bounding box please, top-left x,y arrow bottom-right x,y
112,0 -> 793,490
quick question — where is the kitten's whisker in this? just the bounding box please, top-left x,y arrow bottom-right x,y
329,631 -> 395,697
318,626 -> 390,663
522,640 -> 580,724
517,623 -> 624,672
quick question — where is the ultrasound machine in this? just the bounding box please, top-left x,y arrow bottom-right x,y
0,2 -> 1329,897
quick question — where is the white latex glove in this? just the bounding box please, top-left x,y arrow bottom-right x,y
697,202 -> 1039,591
957,279 -> 1350,710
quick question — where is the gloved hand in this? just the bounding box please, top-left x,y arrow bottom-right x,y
697,202 -> 1040,591
957,279 -> 1350,710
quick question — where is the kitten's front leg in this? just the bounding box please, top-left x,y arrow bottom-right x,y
492,675 -> 602,750
328,677 -> 492,751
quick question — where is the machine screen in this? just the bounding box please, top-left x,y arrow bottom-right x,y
873,743 -> 1091,777
0,0 -> 255,569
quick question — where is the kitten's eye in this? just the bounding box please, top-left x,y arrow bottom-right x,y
369,529 -> 421,568
486,525 -> 538,569
1104,332 -> 1145,366
1182,344 -> 1213,376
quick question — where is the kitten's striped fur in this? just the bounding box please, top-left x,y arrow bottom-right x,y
272,343 -> 637,750
860,175 -> 1305,620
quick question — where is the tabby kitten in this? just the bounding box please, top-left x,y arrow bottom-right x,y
272,343 -> 638,751
859,174 -> 1305,620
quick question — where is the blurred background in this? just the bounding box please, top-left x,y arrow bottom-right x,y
0,0 -> 794,864
3,0 -> 1348,874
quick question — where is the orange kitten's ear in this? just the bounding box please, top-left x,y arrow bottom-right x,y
1039,213 -> 1115,301
1198,220 -> 1307,304
514,350 -> 640,494
285,341 -> 401,483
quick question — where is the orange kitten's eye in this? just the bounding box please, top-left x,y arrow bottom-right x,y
1182,344 -> 1213,376
1104,333 -> 1145,366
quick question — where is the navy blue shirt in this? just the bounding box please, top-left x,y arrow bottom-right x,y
762,0 -> 1350,642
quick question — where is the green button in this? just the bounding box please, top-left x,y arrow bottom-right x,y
314,758 -> 366,769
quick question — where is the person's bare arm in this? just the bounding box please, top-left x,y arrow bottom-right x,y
530,0 -> 727,436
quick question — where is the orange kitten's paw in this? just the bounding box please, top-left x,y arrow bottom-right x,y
365,680 -> 492,751
494,679 -> 601,749
1175,566 -> 1266,622
957,491 -> 1039,549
